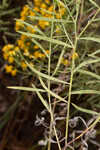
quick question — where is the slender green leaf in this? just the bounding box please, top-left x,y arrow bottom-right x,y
72,103 -> 99,115
39,77 -> 67,103
71,90 -> 100,95
18,31 -> 72,48
89,49 -> 100,56
89,0 -> 100,8
92,18 -> 100,22
7,86 -> 45,92
32,84 -> 50,112
80,37 -> 100,43
54,0 -> 66,8
52,46 -> 66,76
74,59 -> 100,73
29,16 -> 72,23
76,69 -> 100,80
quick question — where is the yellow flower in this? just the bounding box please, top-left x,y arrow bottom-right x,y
38,20 -> 49,29
55,26 -> 61,33
21,61 -> 27,70
38,53 -> 45,58
3,53 -> 9,60
33,45 -> 39,49
48,5 -> 54,12
26,42 -> 31,46
20,35 -> 27,40
59,8 -> 66,16
20,11 -> 26,18
45,13 -> 53,18
56,13 -> 61,19
21,5 -> 30,18
41,3 -> 47,9
2,46 -> 7,52
40,9 -> 46,16
24,48 -> 29,54
34,51 -> 40,58
29,11 -> 36,16
34,51 -> 45,58
23,5 -> 29,12
2,44 -> 14,52
24,48 -> 29,53
23,51 -> 30,56
21,16 -> 26,21
9,51 -> 15,56
61,58 -> 69,65
71,52 -> 78,59
27,26 -> 36,33
5,65 -> 13,73
34,0 -> 42,7
14,46 -> 20,52
8,44 -> 14,49
11,69 -> 17,76
34,7 -> 40,12
45,50 -> 49,54
15,21 -> 22,31
8,56 -> 14,64
17,40 -> 25,49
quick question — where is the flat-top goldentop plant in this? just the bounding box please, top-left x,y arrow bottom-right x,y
3,0 -> 100,150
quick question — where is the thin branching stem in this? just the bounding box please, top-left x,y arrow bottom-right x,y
65,0 -> 80,146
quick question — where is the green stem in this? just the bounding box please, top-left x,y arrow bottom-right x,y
65,1 -> 79,146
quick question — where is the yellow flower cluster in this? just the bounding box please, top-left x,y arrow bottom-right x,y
2,44 -> 19,76
15,0 -> 66,32
5,65 -> 17,76
2,44 -> 15,62
2,0 -> 75,76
